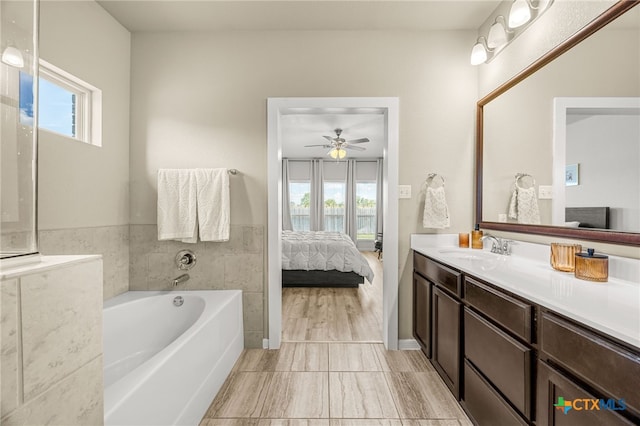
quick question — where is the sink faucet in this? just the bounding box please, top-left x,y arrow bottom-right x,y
481,235 -> 512,255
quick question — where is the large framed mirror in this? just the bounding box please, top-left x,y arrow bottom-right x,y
476,0 -> 640,246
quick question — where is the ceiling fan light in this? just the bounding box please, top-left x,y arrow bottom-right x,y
329,148 -> 347,159
508,0 -> 532,28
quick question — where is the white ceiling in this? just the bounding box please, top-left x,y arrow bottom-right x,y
281,111 -> 386,159
96,0 -> 501,33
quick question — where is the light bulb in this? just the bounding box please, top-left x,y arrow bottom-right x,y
487,21 -> 508,49
2,46 -> 24,68
509,0 -> 532,28
470,41 -> 488,65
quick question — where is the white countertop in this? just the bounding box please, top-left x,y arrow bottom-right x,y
411,234 -> 640,350
0,254 -> 102,280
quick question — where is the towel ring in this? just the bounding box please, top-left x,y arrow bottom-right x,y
515,173 -> 536,190
425,173 -> 445,189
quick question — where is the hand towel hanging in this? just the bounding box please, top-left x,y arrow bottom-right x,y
423,186 -> 450,229
157,169 -> 198,243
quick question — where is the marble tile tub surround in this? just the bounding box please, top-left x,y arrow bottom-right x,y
38,225 -> 130,300
130,224 -> 265,348
411,234 -> 640,349
0,256 -> 104,425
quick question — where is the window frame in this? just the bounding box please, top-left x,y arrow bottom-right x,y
38,59 -> 102,146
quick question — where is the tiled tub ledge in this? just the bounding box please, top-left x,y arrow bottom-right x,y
411,234 -> 640,350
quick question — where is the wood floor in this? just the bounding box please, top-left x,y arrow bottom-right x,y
282,251 -> 384,342
200,251 -> 472,425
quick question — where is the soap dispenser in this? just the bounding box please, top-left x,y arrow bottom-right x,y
471,224 -> 483,249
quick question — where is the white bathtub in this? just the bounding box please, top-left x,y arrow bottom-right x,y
103,290 -> 244,425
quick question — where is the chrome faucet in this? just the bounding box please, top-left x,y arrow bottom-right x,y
481,235 -> 512,255
172,273 -> 190,286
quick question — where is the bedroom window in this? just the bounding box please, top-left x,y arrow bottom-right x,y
324,181 -> 346,232
289,181 -> 311,231
356,182 -> 377,240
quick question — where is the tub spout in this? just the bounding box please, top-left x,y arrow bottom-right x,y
172,274 -> 190,286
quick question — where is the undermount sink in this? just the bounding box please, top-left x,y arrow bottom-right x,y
438,248 -> 500,261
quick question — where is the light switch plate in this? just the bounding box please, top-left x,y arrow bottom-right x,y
539,185 -> 553,199
398,185 -> 412,199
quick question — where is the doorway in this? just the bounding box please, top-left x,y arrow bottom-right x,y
267,97 -> 400,350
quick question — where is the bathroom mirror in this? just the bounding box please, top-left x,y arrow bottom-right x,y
476,0 -> 640,246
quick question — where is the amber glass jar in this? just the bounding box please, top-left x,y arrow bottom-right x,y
550,243 -> 582,272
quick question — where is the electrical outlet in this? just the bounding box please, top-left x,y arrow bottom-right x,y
539,185 -> 553,199
398,185 -> 412,199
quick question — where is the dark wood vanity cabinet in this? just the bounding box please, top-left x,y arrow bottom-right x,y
432,285 -> 462,399
413,252 -> 462,399
462,277 -> 534,425
411,250 -> 640,426
538,311 -> 640,425
413,272 -> 431,357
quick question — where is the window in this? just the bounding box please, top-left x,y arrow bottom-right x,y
324,181 -> 346,232
356,182 -> 377,240
20,60 -> 102,146
289,181 -> 311,231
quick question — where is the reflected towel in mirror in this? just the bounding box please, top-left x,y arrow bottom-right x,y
508,187 -> 540,224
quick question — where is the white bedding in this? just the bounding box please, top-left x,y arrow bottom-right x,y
281,231 -> 375,283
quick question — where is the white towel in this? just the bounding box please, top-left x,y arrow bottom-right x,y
423,186 -> 450,229
509,186 -> 541,225
157,169 -> 198,243
195,168 -> 230,242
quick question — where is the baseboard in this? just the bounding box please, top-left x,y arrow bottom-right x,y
262,338 -> 269,349
398,339 -> 421,350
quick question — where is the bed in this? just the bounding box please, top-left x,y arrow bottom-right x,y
281,230 -> 375,287
565,207 -> 610,229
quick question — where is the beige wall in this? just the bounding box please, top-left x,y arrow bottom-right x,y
130,30 -> 479,341
38,1 -> 131,298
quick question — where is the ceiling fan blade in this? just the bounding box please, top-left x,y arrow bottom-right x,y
346,138 -> 370,144
344,145 -> 366,151
305,144 -> 332,148
322,135 -> 335,142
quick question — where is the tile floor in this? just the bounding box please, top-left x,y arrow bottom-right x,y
200,342 -> 472,425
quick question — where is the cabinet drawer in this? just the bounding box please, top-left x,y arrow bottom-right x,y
463,359 -> 528,426
541,312 -> 640,416
537,360 -> 635,426
414,252 -> 461,297
464,277 -> 532,342
465,308 -> 532,418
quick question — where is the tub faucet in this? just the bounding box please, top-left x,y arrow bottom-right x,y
172,273 -> 190,286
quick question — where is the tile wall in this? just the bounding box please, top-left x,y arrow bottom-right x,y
38,225 -> 129,300
0,257 -> 104,425
129,224 -> 265,348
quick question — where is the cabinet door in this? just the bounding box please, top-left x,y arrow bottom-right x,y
413,272 -> 431,358
537,360 -> 635,426
432,286 -> 461,399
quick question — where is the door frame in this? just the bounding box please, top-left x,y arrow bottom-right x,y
266,97 -> 400,349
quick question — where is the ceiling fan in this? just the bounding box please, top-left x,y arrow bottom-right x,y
304,128 -> 370,159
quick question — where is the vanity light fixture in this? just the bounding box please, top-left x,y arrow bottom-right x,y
508,0 -> 532,28
470,37 -> 490,65
471,0 -> 554,65
487,16 -> 511,49
1,46 -> 24,68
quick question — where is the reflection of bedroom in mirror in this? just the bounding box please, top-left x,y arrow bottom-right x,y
279,109 -> 386,342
